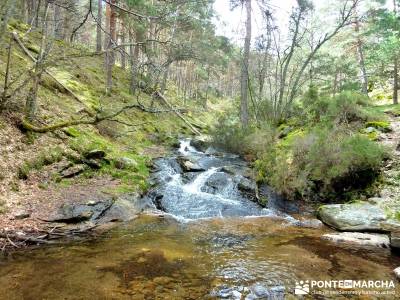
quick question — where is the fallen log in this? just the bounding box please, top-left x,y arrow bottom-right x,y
153,91 -> 201,135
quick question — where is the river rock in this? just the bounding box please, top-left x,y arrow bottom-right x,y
44,199 -> 113,223
84,149 -> 106,159
322,232 -> 390,248
99,196 -> 140,223
177,157 -> 205,172
13,210 -> 30,220
237,177 -> 257,193
202,172 -> 230,194
190,136 -> 211,152
221,165 -> 253,179
211,286 -> 241,299
244,284 -> 281,300
60,164 -> 87,178
390,231 -> 400,249
394,267 -> 400,280
114,157 -> 138,170
237,177 -> 258,201
295,218 -> 324,228
318,202 -> 388,231
82,158 -> 102,169
365,126 -> 377,134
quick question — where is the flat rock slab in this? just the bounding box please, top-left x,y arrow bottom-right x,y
318,202 -> 388,231
60,164 -> 87,178
44,199 -> 113,223
322,232 -> 390,248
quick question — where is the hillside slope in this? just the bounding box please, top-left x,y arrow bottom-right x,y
0,21 -> 217,233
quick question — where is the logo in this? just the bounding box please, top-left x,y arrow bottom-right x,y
295,280 -> 310,295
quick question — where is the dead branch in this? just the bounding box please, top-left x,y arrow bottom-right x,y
11,31 -> 94,116
21,96 -> 190,133
153,91 -> 201,135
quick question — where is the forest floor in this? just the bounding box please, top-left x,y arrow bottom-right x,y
375,108 -> 400,220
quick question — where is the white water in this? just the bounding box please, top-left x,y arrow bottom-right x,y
178,139 -> 199,155
183,167 -> 218,193
149,139 -> 298,221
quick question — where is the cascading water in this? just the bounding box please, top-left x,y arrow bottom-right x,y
1,139 -> 399,300
147,139 -> 279,220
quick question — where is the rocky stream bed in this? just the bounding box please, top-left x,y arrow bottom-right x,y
0,139 -> 400,299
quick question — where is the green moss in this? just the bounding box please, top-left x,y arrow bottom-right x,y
365,121 -> 391,132
364,130 -> 379,141
0,25 -> 215,196
8,19 -> 30,32
64,127 -> 81,137
278,128 -> 306,149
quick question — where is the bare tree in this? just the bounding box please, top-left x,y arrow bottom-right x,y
353,0 -> 368,95
240,0 -> 251,127
26,0 -> 51,121
256,0 -> 358,122
96,0 -> 102,52
393,0 -> 398,104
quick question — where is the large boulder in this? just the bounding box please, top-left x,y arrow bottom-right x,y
114,157 -> 138,170
84,149 -> 106,159
190,136 -> 211,152
202,172 -> 230,194
60,164 -> 87,178
177,156 -> 205,172
236,177 -> 258,201
99,195 -> 141,223
318,202 -> 389,232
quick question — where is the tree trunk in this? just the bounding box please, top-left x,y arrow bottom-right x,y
26,0 -> 49,121
394,60 -> 398,104
129,30 -> 141,94
105,0 -> 116,94
0,0 -> 15,42
160,67 -> 169,94
104,1 -> 110,49
394,0 -> 398,104
120,23 -> 126,69
240,0 -> 251,127
53,2 -> 62,39
96,0 -> 102,52
34,0 -> 42,28
354,2 -> 368,95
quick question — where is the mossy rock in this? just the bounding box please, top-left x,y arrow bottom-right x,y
64,127 -> 81,137
365,121 -> 391,133
361,128 -> 379,141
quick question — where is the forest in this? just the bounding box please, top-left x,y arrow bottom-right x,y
1,0 -> 400,299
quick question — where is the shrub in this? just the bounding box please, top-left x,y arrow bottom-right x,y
210,114 -> 250,154
210,115 -> 277,156
302,90 -> 372,125
255,126 -> 387,201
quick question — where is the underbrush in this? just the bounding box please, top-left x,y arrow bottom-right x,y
211,91 -> 389,202
18,146 -> 64,179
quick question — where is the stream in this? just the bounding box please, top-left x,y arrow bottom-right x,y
0,139 -> 399,299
